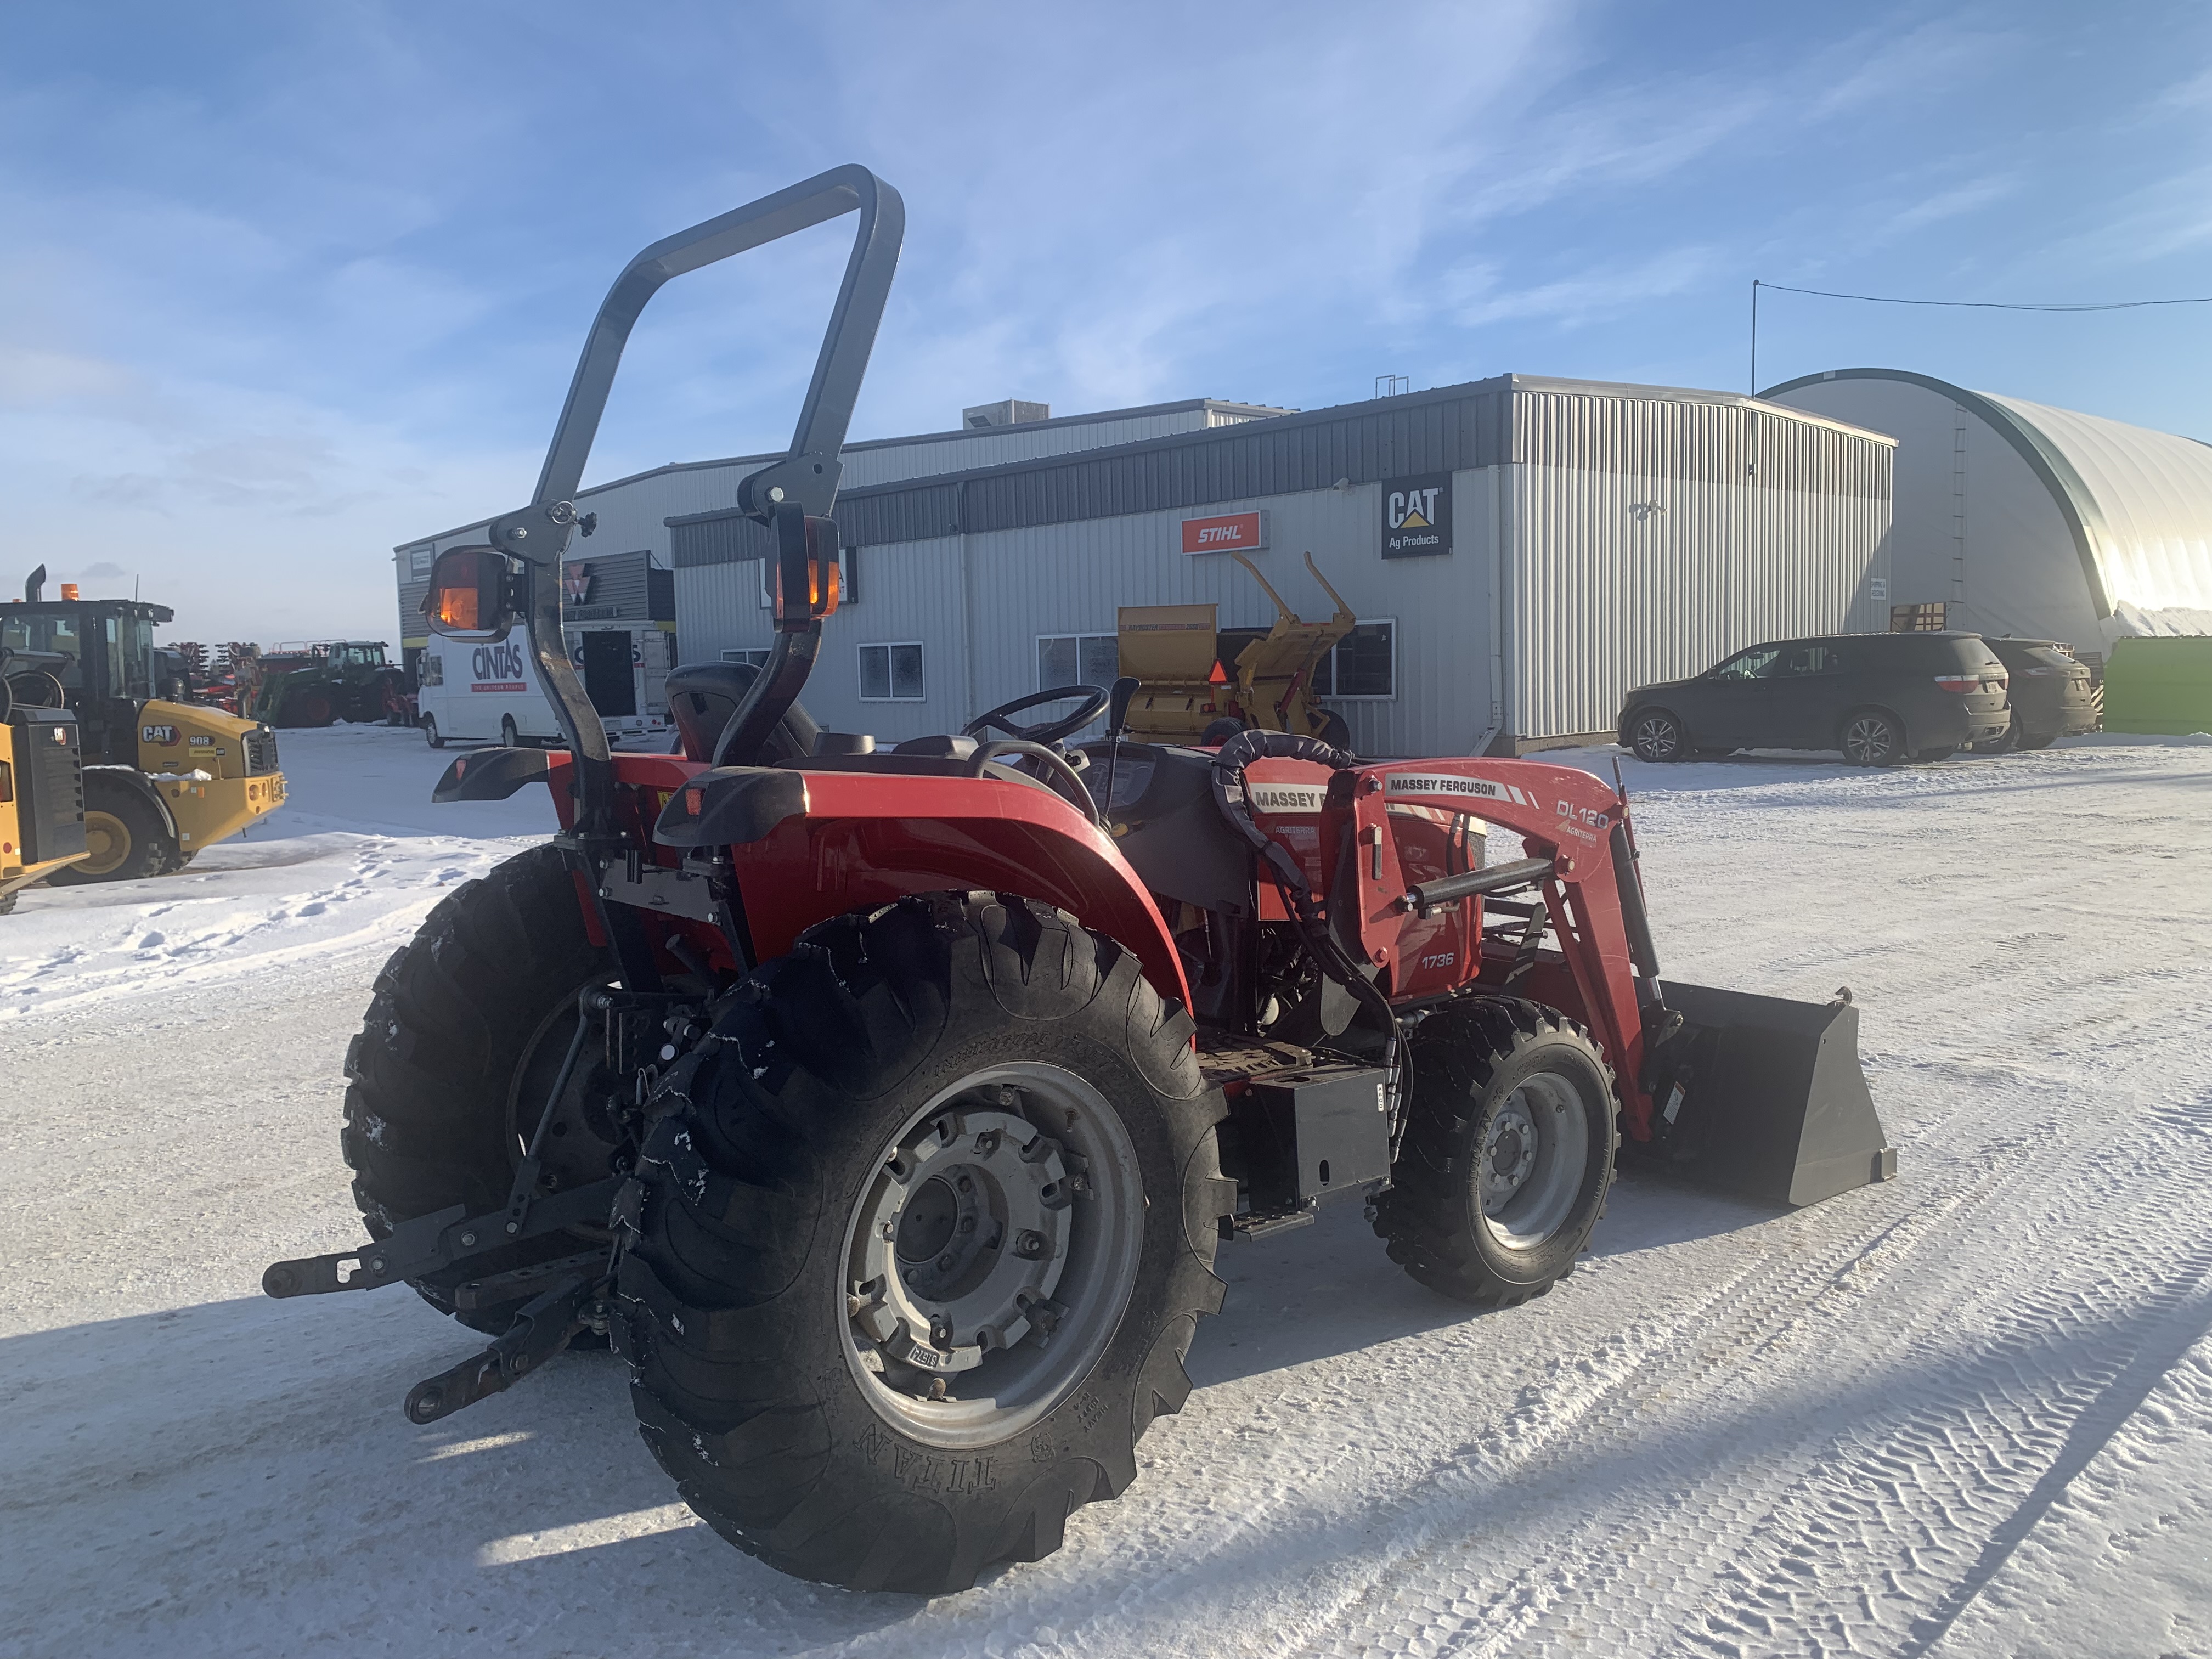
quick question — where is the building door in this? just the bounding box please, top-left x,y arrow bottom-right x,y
580,630 -> 636,716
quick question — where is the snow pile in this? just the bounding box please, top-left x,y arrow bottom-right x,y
2,725 -> 2208,1658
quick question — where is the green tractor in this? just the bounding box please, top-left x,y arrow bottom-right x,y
245,640 -> 414,728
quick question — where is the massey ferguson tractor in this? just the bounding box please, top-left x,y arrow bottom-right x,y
264,168 -> 1895,1595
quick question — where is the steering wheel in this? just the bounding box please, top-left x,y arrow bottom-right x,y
963,684 -> 1110,747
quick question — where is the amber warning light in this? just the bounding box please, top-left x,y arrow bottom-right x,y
60,583 -> 81,600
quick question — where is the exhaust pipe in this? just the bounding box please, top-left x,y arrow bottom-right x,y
24,564 -> 46,602
1634,981 -> 1897,1207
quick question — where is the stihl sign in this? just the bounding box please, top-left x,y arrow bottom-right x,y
1181,510 -> 1268,555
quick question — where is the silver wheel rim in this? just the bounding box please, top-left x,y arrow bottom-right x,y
839,1062 -> 1144,1449
1633,713 -> 1679,759
1844,715 -> 1893,763
422,718 -> 438,746
1477,1071 -> 1590,1250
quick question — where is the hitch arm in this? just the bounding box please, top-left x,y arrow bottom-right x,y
404,1272 -> 597,1425
259,1177 -> 623,1300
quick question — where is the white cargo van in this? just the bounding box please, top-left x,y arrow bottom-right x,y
417,626 -> 672,749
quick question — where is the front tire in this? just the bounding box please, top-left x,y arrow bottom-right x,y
46,776 -> 174,885
617,892 -> 1233,1593
421,715 -> 444,749
282,689 -> 336,729
2016,729 -> 2058,751
1627,707 -> 1688,763
1373,999 -> 1617,1306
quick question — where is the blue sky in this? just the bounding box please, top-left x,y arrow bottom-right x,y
4,2 -> 2209,642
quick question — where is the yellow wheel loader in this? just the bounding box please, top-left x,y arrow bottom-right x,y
1118,550 -> 1357,747
1,691 -> 91,912
4,570 -> 286,884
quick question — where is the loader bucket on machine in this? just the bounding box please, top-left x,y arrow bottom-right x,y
1643,981 -> 1898,1207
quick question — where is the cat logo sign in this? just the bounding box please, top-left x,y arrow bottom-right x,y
1382,472 -> 1452,558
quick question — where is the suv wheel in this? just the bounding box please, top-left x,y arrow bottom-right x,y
1627,708 -> 1687,762
1841,710 -> 1905,766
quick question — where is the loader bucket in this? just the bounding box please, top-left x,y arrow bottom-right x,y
1640,981 -> 1897,1207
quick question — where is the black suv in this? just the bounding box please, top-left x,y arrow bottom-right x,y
1619,631 -> 2011,765
1973,638 -> 2100,752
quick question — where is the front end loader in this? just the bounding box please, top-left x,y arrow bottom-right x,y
264,167 -> 1895,1595
3,581 -> 286,882
1,680 -> 91,911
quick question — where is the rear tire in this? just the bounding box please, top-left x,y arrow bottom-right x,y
616,891 -> 1232,1593
1841,709 -> 1906,766
1627,708 -> 1687,763
46,776 -> 174,885
1912,745 -> 1957,763
1373,998 -> 1617,1306
342,843 -> 619,1334
501,714 -> 521,749
1315,709 -> 1353,751
1973,719 -> 2019,755
2016,729 -> 2058,751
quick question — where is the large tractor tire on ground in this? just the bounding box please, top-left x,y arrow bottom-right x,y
278,687 -> 337,728
1373,998 -> 1617,1307
46,774 -> 175,886
341,843 -> 621,1334
616,891 -> 1233,1594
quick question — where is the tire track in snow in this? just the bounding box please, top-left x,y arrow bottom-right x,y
1281,977 -> 2212,1658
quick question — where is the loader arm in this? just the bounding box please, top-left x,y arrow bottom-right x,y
1232,751 -> 1893,1203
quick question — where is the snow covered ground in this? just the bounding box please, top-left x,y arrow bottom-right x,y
3,723 -> 2209,1658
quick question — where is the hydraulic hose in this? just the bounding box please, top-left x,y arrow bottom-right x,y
1207,730 -> 1408,1147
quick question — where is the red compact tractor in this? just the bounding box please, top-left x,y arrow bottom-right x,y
265,168 -> 1894,1594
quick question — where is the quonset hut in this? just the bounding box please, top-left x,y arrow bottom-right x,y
1765,369 -> 2212,667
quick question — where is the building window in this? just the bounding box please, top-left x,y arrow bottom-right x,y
859,641 -> 925,702
1311,621 -> 1396,699
420,653 -> 443,687
1037,633 -> 1119,690
409,546 -> 434,577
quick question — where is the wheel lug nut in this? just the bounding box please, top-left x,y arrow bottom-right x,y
957,1216 -> 976,1234
936,1252 -> 956,1271
1015,1230 -> 1046,1259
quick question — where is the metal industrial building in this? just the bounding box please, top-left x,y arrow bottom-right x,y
665,376 -> 1895,755
392,398 -> 1286,672
1765,369 -> 2212,663
393,379 -> 1894,756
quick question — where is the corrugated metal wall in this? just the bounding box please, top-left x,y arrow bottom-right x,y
1506,391 -> 1893,740
394,403 -> 1253,640
961,481 -> 1494,757
668,383 -> 1511,567
675,537 -> 968,744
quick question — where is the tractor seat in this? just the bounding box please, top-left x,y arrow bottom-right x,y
665,661 -> 820,765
